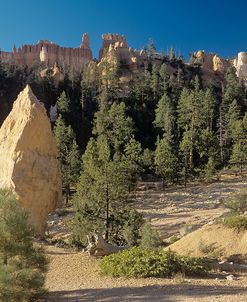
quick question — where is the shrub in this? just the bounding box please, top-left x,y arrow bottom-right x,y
140,224 -> 162,248
222,215 -> 247,231
0,189 -> 48,302
169,235 -> 180,244
224,191 -> 247,214
100,247 -> 209,278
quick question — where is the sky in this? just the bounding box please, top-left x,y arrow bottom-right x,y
0,0 -> 247,60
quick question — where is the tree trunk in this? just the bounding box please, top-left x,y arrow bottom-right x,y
86,234 -> 129,256
184,156 -> 188,187
3,254 -> 7,265
65,186 -> 69,204
105,183 -> 109,242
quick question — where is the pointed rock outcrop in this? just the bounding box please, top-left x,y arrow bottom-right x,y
0,85 -> 61,234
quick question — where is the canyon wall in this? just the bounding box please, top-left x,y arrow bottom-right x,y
1,33 -> 245,81
0,33 -> 92,73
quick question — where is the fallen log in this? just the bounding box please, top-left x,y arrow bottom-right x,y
85,234 -> 129,256
211,261 -> 247,273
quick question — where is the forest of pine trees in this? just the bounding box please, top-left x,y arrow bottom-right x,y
0,49 -> 247,246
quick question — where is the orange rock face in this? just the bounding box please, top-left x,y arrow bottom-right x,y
1,33 -> 92,73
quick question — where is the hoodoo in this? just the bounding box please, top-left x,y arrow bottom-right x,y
0,85 -> 61,234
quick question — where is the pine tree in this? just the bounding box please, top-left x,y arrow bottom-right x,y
147,38 -> 156,58
123,137 -> 143,191
0,189 -> 48,302
54,115 -> 81,203
180,129 -> 192,186
151,64 -> 160,100
201,88 -> 216,131
72,137 -> 143,245
93,102 -> 134,153
218,67 -> 245,164
177,77 -> 205,169
230,114 -> 247,175
57,91 -> 70,114
154,137 -> 178,189
154,93 -> 175,142
159,63 -> 170,92
168,47 -> 176,61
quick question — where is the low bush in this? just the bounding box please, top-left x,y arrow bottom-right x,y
100,247 -> 209,278
222,215 -> 247,231
224,191 -> 247,214
169,235 -> 180,244
140,224 -> 162,248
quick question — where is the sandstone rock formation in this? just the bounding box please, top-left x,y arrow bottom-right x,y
213,54 -> 229,72
40,63 -> 65,87
192,50 -> 230,73
98,33 -> 163,77
0,85 -> 61,234
234,52 -> 247,84
0,33 -> 92,73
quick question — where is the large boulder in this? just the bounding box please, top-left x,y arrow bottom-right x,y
0,85 -> 61,234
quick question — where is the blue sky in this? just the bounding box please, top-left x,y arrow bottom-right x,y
0,0 -> 247,59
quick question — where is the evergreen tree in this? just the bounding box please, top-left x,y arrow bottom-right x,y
57,90 -> 70,114
54,115 -> 81,203
147,38 -> 156,58
73,137 -> 143,245
154,93 -> 175,142
218,67 -> 246,163
159,63 -> 170,92
168,47 -> 176,61
151,64 -> 160,100
178,77 -> 205,169
123,138 -> 143,190
201,88 -> 216,131
0,190 -> 48,302
154,137 -> 178,188
99,59 -> 120,102
230,114 -> 247,175
179,129 -> 192,186
93,102 -> 134,153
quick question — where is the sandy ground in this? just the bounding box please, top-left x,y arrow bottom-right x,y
44,246 -> 247,302
44,174 -> 247,302
135,175 -> 247,239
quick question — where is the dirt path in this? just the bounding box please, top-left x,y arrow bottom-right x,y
44,246 -> 247,302
44,175 -> 247,301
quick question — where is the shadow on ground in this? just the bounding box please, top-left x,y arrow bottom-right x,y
44,284 -> 247,302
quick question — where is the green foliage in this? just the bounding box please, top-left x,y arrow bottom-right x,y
93,102 -> 134,153
54,114 -> 81,202
169,235 -> 180,244
154,93 -> 175,141
155,137 -> 178,186
140,224 -> 162,248
222,215 -> 247,231
224,191 -> 247,214
100,247 -> 209,278
203,156 -> 216,181
230,113 -> 247,173
0,189 -> 48,302
142,148 -> 154,173
72,136 -> 143,246
57,91 -> 70,114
